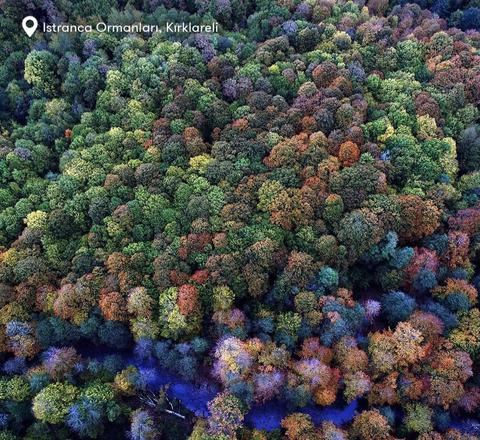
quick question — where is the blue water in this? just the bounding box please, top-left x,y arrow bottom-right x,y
134,361 -> 218,417
78,346 -> 358,429
80,347 -> 478,432
130,354 -> 358,429
245,399 -> 358,430
125,356 -> 358,431
450,418 -> 480,436
245,402 -> 287,430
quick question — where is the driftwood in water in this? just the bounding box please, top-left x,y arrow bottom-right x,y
139,389 -> 186,420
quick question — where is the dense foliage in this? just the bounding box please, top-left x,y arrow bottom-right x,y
0,0 -> 480,438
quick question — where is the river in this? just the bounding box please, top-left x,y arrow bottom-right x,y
79,346 -> 479,433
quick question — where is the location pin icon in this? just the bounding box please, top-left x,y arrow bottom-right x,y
22,16 -> 38,37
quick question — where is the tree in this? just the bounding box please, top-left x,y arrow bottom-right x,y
344,371 -> 372,402
114,366 -> 143,396
207,393 -> 244,438
396,196 -> 441,241
381,291 -> 417,325
338,141 -> 360,167
127,287 -> 154,319
457,124 -> 480,172
32,383 -> 78,424
369,322 -> 426,376
53,281 -> 96,325
460,8 -> 480,31
350,410 -> 391,440
99,291 -> 128,322
43,347 -> 80,380
449,308 -> 480,358
24,51 -> 59,96
330,164 -> 385,210
158,287 -> 189,340
433,279 -> 477,309
404,403 -> 433,434
66,397 -> 103,438
177,284 -> 199,316
129,410 -> 159,440
338,208 -> 384,261
213,337 -> 254,386
281,413 -> 315,440
213,285 -> 235,312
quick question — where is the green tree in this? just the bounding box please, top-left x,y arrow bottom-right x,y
32,383 -> 78,424
24,51 -> 59,96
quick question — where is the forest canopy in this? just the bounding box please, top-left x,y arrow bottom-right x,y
0,0 -> 480,439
